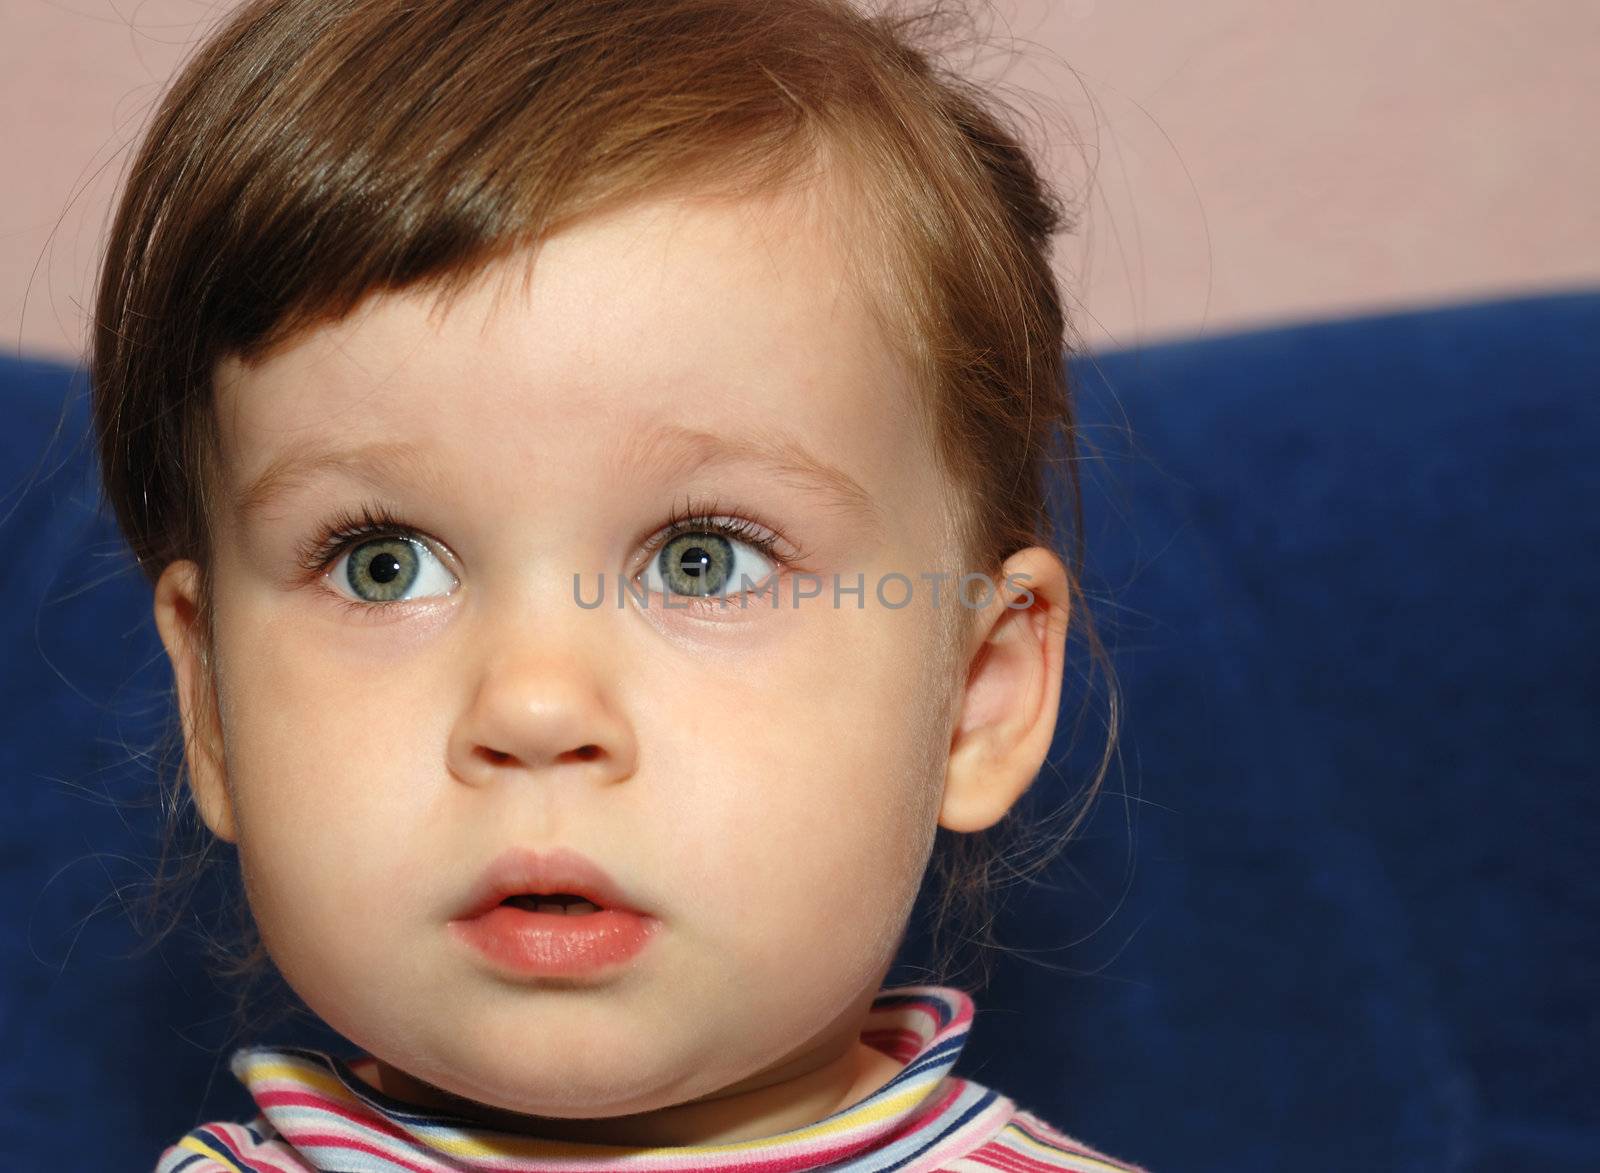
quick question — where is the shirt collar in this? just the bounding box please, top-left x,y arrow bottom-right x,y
231,984 -> 1013,1172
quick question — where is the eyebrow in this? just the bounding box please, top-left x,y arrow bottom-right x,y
234,423 -> 885,537
603,421 -> 885,538
235,439 -> 437,525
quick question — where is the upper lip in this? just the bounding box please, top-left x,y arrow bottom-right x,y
453,845 -> 649,920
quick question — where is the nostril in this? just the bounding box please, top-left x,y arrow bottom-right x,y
479,746 -> 598,765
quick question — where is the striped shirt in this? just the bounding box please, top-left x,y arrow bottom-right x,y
156,984 -> 1148,1172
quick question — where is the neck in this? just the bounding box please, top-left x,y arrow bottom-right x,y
359,1037 -> 905,1146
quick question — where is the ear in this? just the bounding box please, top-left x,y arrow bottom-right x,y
152,560 -> 237,844
940,547 -> 1071,833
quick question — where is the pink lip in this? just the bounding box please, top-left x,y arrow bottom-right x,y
449,846 -> 657,978
451,845 -> 649,921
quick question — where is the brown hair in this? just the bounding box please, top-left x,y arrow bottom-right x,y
91,0 -> 1122,1040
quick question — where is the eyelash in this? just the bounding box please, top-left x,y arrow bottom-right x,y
294,495 -> 800,613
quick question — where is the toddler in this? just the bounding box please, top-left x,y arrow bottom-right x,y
87,0 -> 1143,1168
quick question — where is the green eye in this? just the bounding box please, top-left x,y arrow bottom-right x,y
644,529 -> 776,599
337,536 -> 455,603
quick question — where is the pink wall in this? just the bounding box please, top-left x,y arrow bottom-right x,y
5,0 -> 1597,364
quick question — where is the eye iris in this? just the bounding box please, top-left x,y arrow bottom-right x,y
348,539 -> 419,602
660,532 -> 732,597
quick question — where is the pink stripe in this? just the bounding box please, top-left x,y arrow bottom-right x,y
965,1138 -> 1071,1173
962,1147 -> 1042,1173
255,1085 -> 430,1147
177,1122 -> 304,1173
861,1025 -> 921,1063
214,1123 -> 315,1173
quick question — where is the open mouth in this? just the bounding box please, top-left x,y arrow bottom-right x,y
453,884 -> 658,976
498,893 -> 604,916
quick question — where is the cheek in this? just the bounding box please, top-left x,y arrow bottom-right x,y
677,621 -> 943,953
215,624 -> 441,931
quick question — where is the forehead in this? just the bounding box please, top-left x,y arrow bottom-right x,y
211,182 -> 952,545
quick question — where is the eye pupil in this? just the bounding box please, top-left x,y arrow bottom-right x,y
369,552 -> 402,584
677,546 -> 711,578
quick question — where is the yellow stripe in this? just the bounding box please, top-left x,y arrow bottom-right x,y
240,1056 -> 356,1101
175,1135 -> 248,1171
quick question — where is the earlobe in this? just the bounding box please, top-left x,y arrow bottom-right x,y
152,560 -> 238,844
939,547 -> 1071,834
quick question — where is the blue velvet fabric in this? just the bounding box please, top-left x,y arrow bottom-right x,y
3,290 -> 1595,1170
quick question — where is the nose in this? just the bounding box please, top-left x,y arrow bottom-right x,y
447,620 -> 637,788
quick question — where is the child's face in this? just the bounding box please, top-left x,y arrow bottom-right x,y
175,182 -> 990,1138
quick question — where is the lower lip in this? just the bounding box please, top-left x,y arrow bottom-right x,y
449,904 -> 658,977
